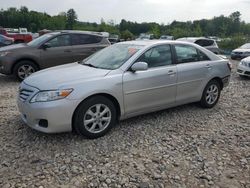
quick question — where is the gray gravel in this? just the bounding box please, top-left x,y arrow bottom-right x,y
0,60 -> 249,188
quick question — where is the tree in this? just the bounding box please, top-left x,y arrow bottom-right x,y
121,29 -> 134,40
66,8 -> 77,30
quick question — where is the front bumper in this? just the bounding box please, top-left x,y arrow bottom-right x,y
231,54 -> 249,60
0,56 -> 14,75
17,83 -> 80,133
237,64 -> 250,77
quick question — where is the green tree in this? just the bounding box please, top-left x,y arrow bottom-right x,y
66,8 -> 77,30
121,29 -> 134,40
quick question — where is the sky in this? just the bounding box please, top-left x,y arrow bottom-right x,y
1,0 -> 250,24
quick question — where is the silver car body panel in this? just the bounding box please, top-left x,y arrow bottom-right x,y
237,57 -> 250,77
17,40 -> 231,133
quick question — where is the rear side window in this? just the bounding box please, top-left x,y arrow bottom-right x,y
136,45 -> 172,68
195,39 -> 214,47
175,45 -> 199,63
71,34 -> 102,45
198,50 -> 210,61
175,45 -> 210,63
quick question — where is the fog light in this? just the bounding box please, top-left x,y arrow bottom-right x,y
38,119 -> 48,128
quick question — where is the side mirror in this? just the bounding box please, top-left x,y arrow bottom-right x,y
42,43 -> 51,50
131,62 -> 148,72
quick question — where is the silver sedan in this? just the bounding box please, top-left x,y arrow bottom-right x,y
237,57 -> 250,77
17,40 -> 231,138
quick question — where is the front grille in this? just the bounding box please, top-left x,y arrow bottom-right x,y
234,52 -> 243,55
19,88 -> 34,102
241,61 -> 250,67
245,71 -> 250,75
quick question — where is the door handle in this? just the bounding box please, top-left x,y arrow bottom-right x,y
168,70 -> 176,75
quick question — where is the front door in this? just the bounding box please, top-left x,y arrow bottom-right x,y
123,45 -> 177,116
40,34 -> 73,69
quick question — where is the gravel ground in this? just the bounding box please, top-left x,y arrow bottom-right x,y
0,60 -> 249,188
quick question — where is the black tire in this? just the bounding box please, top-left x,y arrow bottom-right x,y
200,79 -> 221,108
13,60 -> 38,81
73,96 -> 117,139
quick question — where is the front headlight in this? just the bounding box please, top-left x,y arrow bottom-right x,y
30,89 -> 73,103
240,60 -> 248,67
0,51 -> 11,57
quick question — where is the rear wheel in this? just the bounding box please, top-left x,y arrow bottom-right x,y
200,80 -> 221,108
13,60 -> 38,81
73,96 -> 117,139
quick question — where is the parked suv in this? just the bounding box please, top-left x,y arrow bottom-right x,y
17,41 -> 231,138
177,37 -> 220,54
0,31 -> 110,80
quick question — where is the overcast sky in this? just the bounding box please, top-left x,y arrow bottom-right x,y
2,0 -> 250,24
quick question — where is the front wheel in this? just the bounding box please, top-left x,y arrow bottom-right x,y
200,80 -> 221,108
73,96 -> 117,139
13,61 -> 38,81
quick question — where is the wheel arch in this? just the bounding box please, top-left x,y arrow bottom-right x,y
11,58 -> 40,74
209,77 -> 223,90
71,93 -> 121,131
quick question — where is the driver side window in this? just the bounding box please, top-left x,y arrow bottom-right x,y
136,45 -> 173,68
47,34 -> 71,48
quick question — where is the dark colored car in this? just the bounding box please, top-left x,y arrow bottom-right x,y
231,43 -> 250,60
0,34 -> 14,47
0,31 -> 110,80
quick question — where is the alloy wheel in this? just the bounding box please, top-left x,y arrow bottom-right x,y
17,65 -> 35,80
205,84 -> 219,105
83,104 -> 112,134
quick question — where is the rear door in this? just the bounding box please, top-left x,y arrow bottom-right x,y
70,34 -> 104,62
174,44 -> 212,103
39,34 -> 73,68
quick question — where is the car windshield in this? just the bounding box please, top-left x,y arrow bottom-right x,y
81,43 -> 144,70
27,34 -> 53,47
239,43 -> 250,49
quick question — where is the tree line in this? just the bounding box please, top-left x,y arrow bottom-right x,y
0,7 -> 250,41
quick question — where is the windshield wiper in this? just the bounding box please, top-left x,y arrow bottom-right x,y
82,63 -> 98,68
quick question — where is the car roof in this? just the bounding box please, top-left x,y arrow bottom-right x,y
50,30 -> 105,37
118,40 -> 201,47
177,37 -> 214,42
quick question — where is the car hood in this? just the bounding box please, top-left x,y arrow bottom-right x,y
232,48 -> 250,53
0,43 -> 29,52
24,63 -> 111,90
241,56 -> 250,62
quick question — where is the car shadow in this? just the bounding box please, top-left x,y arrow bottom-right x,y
12,102 -> 213,142
0,74 -> 19,83
8,103 -> 201,140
